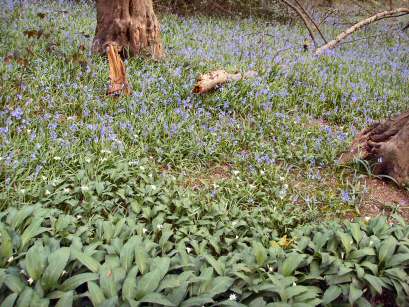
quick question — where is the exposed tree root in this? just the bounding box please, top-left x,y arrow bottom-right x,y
340,111 -> 409,186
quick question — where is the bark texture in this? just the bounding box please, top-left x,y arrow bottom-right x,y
193,70 -> 258,94
107,44 -> 131,96
92,0 -> 164,59
339,112 -> 409,186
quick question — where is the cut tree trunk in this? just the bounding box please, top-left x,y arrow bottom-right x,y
339,111 -> 409,186
92,0 -> 164,60
193,70 -> 258,94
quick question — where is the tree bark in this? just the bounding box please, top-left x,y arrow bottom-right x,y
92,0 -> 164,60
340,112 -> 409,186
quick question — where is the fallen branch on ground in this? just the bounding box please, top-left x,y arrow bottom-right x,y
106,44 -> 131,97
315,8 -> 409,55
193,70 -> 258,94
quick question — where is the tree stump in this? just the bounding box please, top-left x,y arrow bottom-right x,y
92,0 -> 164,60
340,112 -> 409,186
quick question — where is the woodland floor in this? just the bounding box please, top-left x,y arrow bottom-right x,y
1,1 -> 409,230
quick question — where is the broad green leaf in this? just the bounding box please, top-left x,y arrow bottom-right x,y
20,217 -> 47,250
349,247 -> 375,260
122,266 -> 139,301
135,257 -> 170,299
100,296 -> 119,307
134,247 -> 147,274
337,232 -> 353,255
138,293 -> 176,306
42,247 -> 71,290
280,253 -> 303,277
88,281 -> 105,306
363,274 -> 385,294
206,276 -> 234,296
59,273 -> 98,292
16,287 -> 33,307
5,274 -> 24,293
253,242 -> 267,266
350,223 -> 363,244
349,284 -> 363,305
167,284 -> 188,306
25,243 -> 47,280
378,237 -> 397,263
72,249 -> 100,273
386,253 -> 409,268
100,264 -> 117,298
0,228 -> 13,265
180,295 -> 214,307
55,291 -> 73,307
2,293 -> 18,307
12,206 -> 34,229
322,285 -> 342,305
120,238 -> 136,272
205,254 -> 223,276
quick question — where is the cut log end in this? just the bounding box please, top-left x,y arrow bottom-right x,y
193,70 -> 257,94
340,112 -> 409,186
106,44 -> 132,97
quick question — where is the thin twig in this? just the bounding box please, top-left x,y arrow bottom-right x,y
293,0 -> 328,43
279,0 -> 318,48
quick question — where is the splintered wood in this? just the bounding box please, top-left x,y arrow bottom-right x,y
193,70 -> 258,94
107,44 -> 131,97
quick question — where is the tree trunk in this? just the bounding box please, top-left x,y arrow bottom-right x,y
92,0 -> 164,60
340,112 -> 409,186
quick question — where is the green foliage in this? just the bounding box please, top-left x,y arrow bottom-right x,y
1,161 -> 409,306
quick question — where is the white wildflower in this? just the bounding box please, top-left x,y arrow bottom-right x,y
76,215 -> 82,220
64,188 -> 70,193
292,282 -> 297,286
81,186 -> 89,192
364,216 -> 371,222
85,157 -> 91,163
232,170 -> 240,176
20,189 -> 26,194
235,235 -> 239,239
45,190 -> 51,196
229,294 -> 237,301
157,224 -> 163,230
186,247 -> 192,254
53,156 -> 61,161
143,228 -> 148,234
27,277 -> 34,285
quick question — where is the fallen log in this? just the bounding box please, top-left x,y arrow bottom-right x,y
193,70 -> 258,94
106,44 -> 131,97
315,8 -> 409,55
339,111 -> 409,186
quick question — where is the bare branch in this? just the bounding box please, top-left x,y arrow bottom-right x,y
315,8 -> 409,55
279,0 -> 318,48
292,0 -> 327,43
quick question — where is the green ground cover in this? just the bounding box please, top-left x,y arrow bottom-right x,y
1,1 -> 409,306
